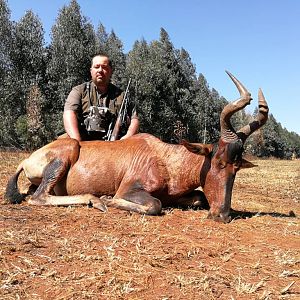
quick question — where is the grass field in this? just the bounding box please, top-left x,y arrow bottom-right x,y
0,151 -> 299,299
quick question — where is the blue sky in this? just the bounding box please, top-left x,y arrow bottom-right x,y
7,0 -> 300,134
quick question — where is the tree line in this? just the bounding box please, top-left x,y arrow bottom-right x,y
0,0 -> 299,159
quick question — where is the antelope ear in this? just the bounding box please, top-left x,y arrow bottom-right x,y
181,140 -> 213,156
241,159 -> 257,169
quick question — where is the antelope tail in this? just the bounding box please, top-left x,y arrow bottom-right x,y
5,163 -> 26,204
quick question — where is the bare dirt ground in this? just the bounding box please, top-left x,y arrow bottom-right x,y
0,151 -> 299,300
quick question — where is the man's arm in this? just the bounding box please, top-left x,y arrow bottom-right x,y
63,85 -> 83,141
63,110 -> 82,141
120,114 -> 139,140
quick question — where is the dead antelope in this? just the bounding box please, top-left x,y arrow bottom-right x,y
5,71 -> 269,223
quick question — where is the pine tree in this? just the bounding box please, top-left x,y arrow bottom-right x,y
11,10 -> 47,147
95,24 -> 126,86
11,10 -> 45,106
126,39 -> 153,133
127,28 -> 200,142
286,130 -> 300,158
0,8 -> 46,148
177,48 -> 196,83
192,74 -> 211,142
209,88 -> 227,142
0,0 -> 12,81
95,23 -> 109,53
0,0 -> 15,147
105,30 -> 126,87
12,11 -> 45,78
175,48 -> 198,141
259,114 -> 283,157
144,28 -> 187,141
47,0 -> 96,113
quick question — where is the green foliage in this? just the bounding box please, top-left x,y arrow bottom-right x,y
95,25 -> 126,87
286,130 -> 300,158
0,1 -> 15,147
0,0 -> 13,79
96,23 -> 108,52
126,39 -> 153,131
11,11 -> 45,81
10,10 -> 46,116
47,0 -> 96,111
43,111 -> 64,140
0,5 -> 48,149
0,0 -> 299,157
26,84 -> 47,149
126,28 -> 202,142
15,115 -> 28,148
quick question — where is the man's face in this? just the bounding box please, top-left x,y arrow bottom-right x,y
90,55 -> 112,86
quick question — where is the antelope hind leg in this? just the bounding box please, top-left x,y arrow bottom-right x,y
28,158 -> 107,212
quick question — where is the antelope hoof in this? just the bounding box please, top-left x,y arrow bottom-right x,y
91,199 -> 107,212
28,197 -> 46,206
207,211 -> 231,223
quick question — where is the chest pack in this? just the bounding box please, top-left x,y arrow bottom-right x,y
83,82 -> 115,133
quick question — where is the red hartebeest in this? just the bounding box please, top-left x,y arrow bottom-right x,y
5,72 -> 269,223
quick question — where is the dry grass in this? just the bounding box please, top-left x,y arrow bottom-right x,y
0,153 -> 299,299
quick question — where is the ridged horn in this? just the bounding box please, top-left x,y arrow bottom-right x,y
220,71 -> 253,142
237,88 -> 269,142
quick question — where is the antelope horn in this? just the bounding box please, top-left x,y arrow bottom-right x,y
220,71 -> 252,142
237,88 -> 269,142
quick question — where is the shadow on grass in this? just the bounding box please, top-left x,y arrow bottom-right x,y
163,189 -> 297,221
172,190 -> 298,220
230,209 -> 297,220
167,206 -> 297,221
